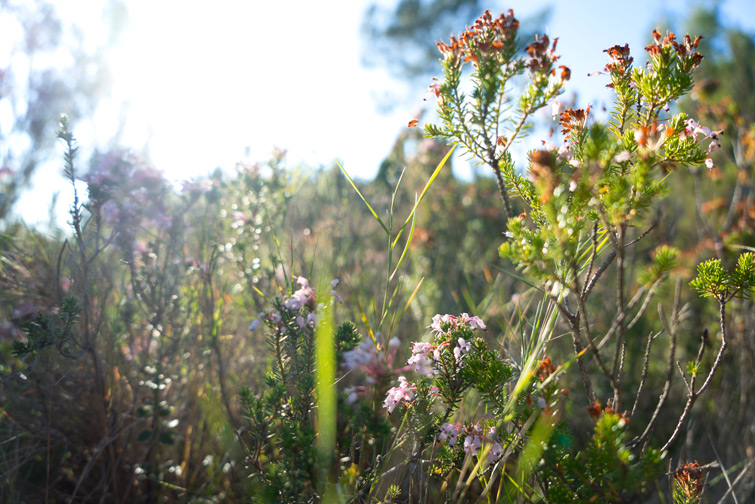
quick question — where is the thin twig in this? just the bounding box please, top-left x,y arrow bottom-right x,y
716,457 -> 755,504
632,280 -> 680,450
582,249 -> 616,301
631,330 -> 659,418
676,361 -> 692,394
573,272 -> 617,404
662,298 -> 728,452
611,224 -> 627,409
580,223 -> 600,300
708,435 -> 739,504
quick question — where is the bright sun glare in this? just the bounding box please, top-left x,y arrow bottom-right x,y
10,0 -> 755,227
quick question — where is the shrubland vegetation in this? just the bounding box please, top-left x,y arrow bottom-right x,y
1,4 -> 755,503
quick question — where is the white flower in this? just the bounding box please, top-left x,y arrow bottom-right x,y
408,352 -> 434,376
453,337 -> 471,361
411,342 -> 433,355
461,313 -> 486,331
463,435 -> 481,456
342,340 -> 377,371
344,386 -> 359,404
438,423 -> 458,442
551,100 -> 565,119
487,442 -> 503,462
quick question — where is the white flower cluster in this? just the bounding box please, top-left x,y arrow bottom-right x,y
437,422 -> 503,462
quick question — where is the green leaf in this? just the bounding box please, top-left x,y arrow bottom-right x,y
690,258 -> 728,298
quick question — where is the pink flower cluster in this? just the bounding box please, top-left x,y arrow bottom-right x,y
682,118 -> 722,169
248,276 -> 341,331
283,276 -> 317,311
407,342 -> 435,376
342,333 -> 402,385
402,313 -> 485,376
429,313 -> 486,334
437,422 -> 503,462
383,376 -> 416,414
406,337 -> 473,375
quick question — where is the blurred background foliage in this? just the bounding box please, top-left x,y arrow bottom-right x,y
0,0 -> 128,222
0,1 -> 754,502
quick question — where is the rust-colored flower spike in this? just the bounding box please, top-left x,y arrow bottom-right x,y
604,43 -> 633,75
436,9 -> 519,67
586,400 -> 602,419
672,34 -> 704,67
645,29 -> 675,58
674,461 -> 705,499
526,34 -> 562,75
529,150 -> 557,202
645,29 -> 704,68
536,356 -> 558,382
559,107 -> 589,140
603,404 -> 631,424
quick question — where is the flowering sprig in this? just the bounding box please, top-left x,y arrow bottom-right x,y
436,421 -> 504,463
240,274 -> 373,501
247,276 -> 343,391
673,461 -> 705,504
383,376 -> 416,414
383,313 -> 489,415
500,31 -> 719,302
379,311 -> 525,483
248,276 -> 342,332
416,314 -> 484,401
424,9 -> 570,219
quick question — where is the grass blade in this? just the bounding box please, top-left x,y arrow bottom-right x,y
337,161 -> 389,235
392,144 -> 456,248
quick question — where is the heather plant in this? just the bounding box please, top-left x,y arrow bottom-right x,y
415,8 -> 755,502
222,9 -> 755,503
2,7 -> 755,504
0,118 -> 305,501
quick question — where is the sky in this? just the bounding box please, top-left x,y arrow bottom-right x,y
11,0 -> 755,227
